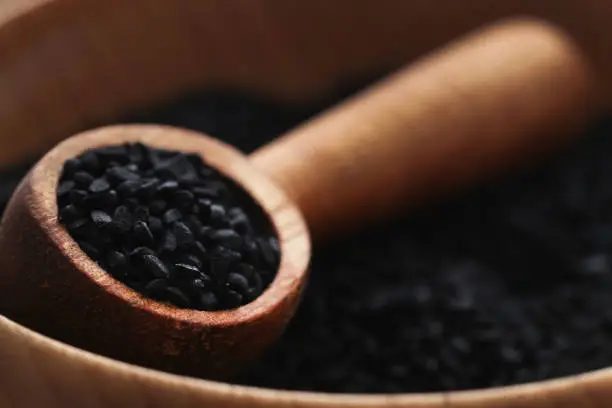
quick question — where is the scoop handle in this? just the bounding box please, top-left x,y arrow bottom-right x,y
249,19 -> 594,239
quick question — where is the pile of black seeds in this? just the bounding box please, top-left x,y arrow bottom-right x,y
56,142 -> 280,311
4,89 -> 612,393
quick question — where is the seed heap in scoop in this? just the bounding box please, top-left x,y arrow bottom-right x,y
57,143 -> 280,311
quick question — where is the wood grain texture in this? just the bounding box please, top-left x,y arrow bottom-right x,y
251,19 -> 594,238
0,1 -> 604,407
0,125 -> 310,380
0,0 -> 609,168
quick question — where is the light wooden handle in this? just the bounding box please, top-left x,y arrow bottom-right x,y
250,19 -> 594,238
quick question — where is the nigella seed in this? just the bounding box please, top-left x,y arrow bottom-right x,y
89,178 -> 110,193
106,250 -> 127,270
148,217 -> 163,237
212,229 -> 242,250
58,180 -> 75,197
164,287 -> 191,308
133,221 -> 154,246
107,166 -> 139,182
174,263 -> 201,279
143,278 -> 169,297
60,204 -> 81,223
149,200 -> 167,215
58,143 -> 280,313
227,273 -> 250,295
163,208 -> 182,224
221,289 -> 243,308
91,210 -> 113,228
160,230 -> 177,253
62,158 -> 81,175
69,189 -> 87,205
173,221 -> 194,248
199,292 -> 218,310
74,171 -> 94,187
142,254 -> 170,279
117,180 -> 140,197
257,237 -> 278,268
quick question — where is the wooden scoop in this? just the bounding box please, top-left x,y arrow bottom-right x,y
0,20 -> 593,380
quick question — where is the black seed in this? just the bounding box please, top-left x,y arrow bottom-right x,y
69,189 -> 87,205
133,221 -> 154,246
137,178 -> 159,198
79,151 -> 100,173
133,206 -> 150,222
174,263 -> 201,279
117,180 -> 140,197
164,286 -> 191,308
256,237 -> 279,268
102,190 -> 118,207
80,242 -> 100,258
142,254 -> 170,279
143,278 -> 169,297
112,205 -> 132,233
162,208 -> 182,224
193,241 -> 208,259
210,204 -> 227,226
62,158 -> 81,176
229,208 -> 251,233
156,180 -> 179,195
155,154 -> 197,182
91,210 -> 112,228
221,289 -> 243,308
173,189 -> 195,207
185,214 -> 203,233
227,272 -> 250,295
212,229 -> 242,250
199,292 -> 218,310
190,277 -> 210,291
96,145 -> 128,162
149,200 -> 167,215
57,180 -> 75,197
148,217 -> 163,237
173,221 -> 194,248
74,171 -> 94,187
160,230 -> 177,253
193,187 -> 220,198
89,178 -> 110,193
106,250 -> 127,270
60,204 -> 81,223
67,217 -> 88,231
179,254 -> 203,269
107,166 -> 139,182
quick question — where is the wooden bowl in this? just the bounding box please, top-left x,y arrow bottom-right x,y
0,1 -> 609,408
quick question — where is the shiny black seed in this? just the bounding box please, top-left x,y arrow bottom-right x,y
91,210 -> 112,228
69,189 -> 87,205
193,187 -> 219,198
143,278 -> 169,297
67,217 -> 88,231
96,145 -> 128,162
106,250 -> 127,270
257,237 -> 279,268
228,208 -> 251,233
162,208 -> 182,224
174,263 -> 201,279
149,200 -> 167,215
137,178 -> 159,198
148,217 -> 163,237
227,272 -> 250,295
80,242 -> 100,258
156,180 -> 179,195
62,158 -> 81,175
190,278 -> 210,291
155,154 -> 197,181
60,204 -> 81,223
74,171 -> 94,187
199,292 -> 218,310
133,221 -> 154,245
133,206 -> 150,222
164,287 -> 191,307
112,206 -> 132,233
116,180 -> 140,197
79,152 -> 100,173
173,189 -> 195,207
142,254 -> 170,279
221,289 -> 243,308
212,229 -> 242,250
89,178 -> 110,193
107,166 -> 139,182
173,222 -> 194,247
160,230 -> 177,253
57,180 -> 75,197
101,190 -> 118,207
210,204 -> 226,226
179,254 -> 202,269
